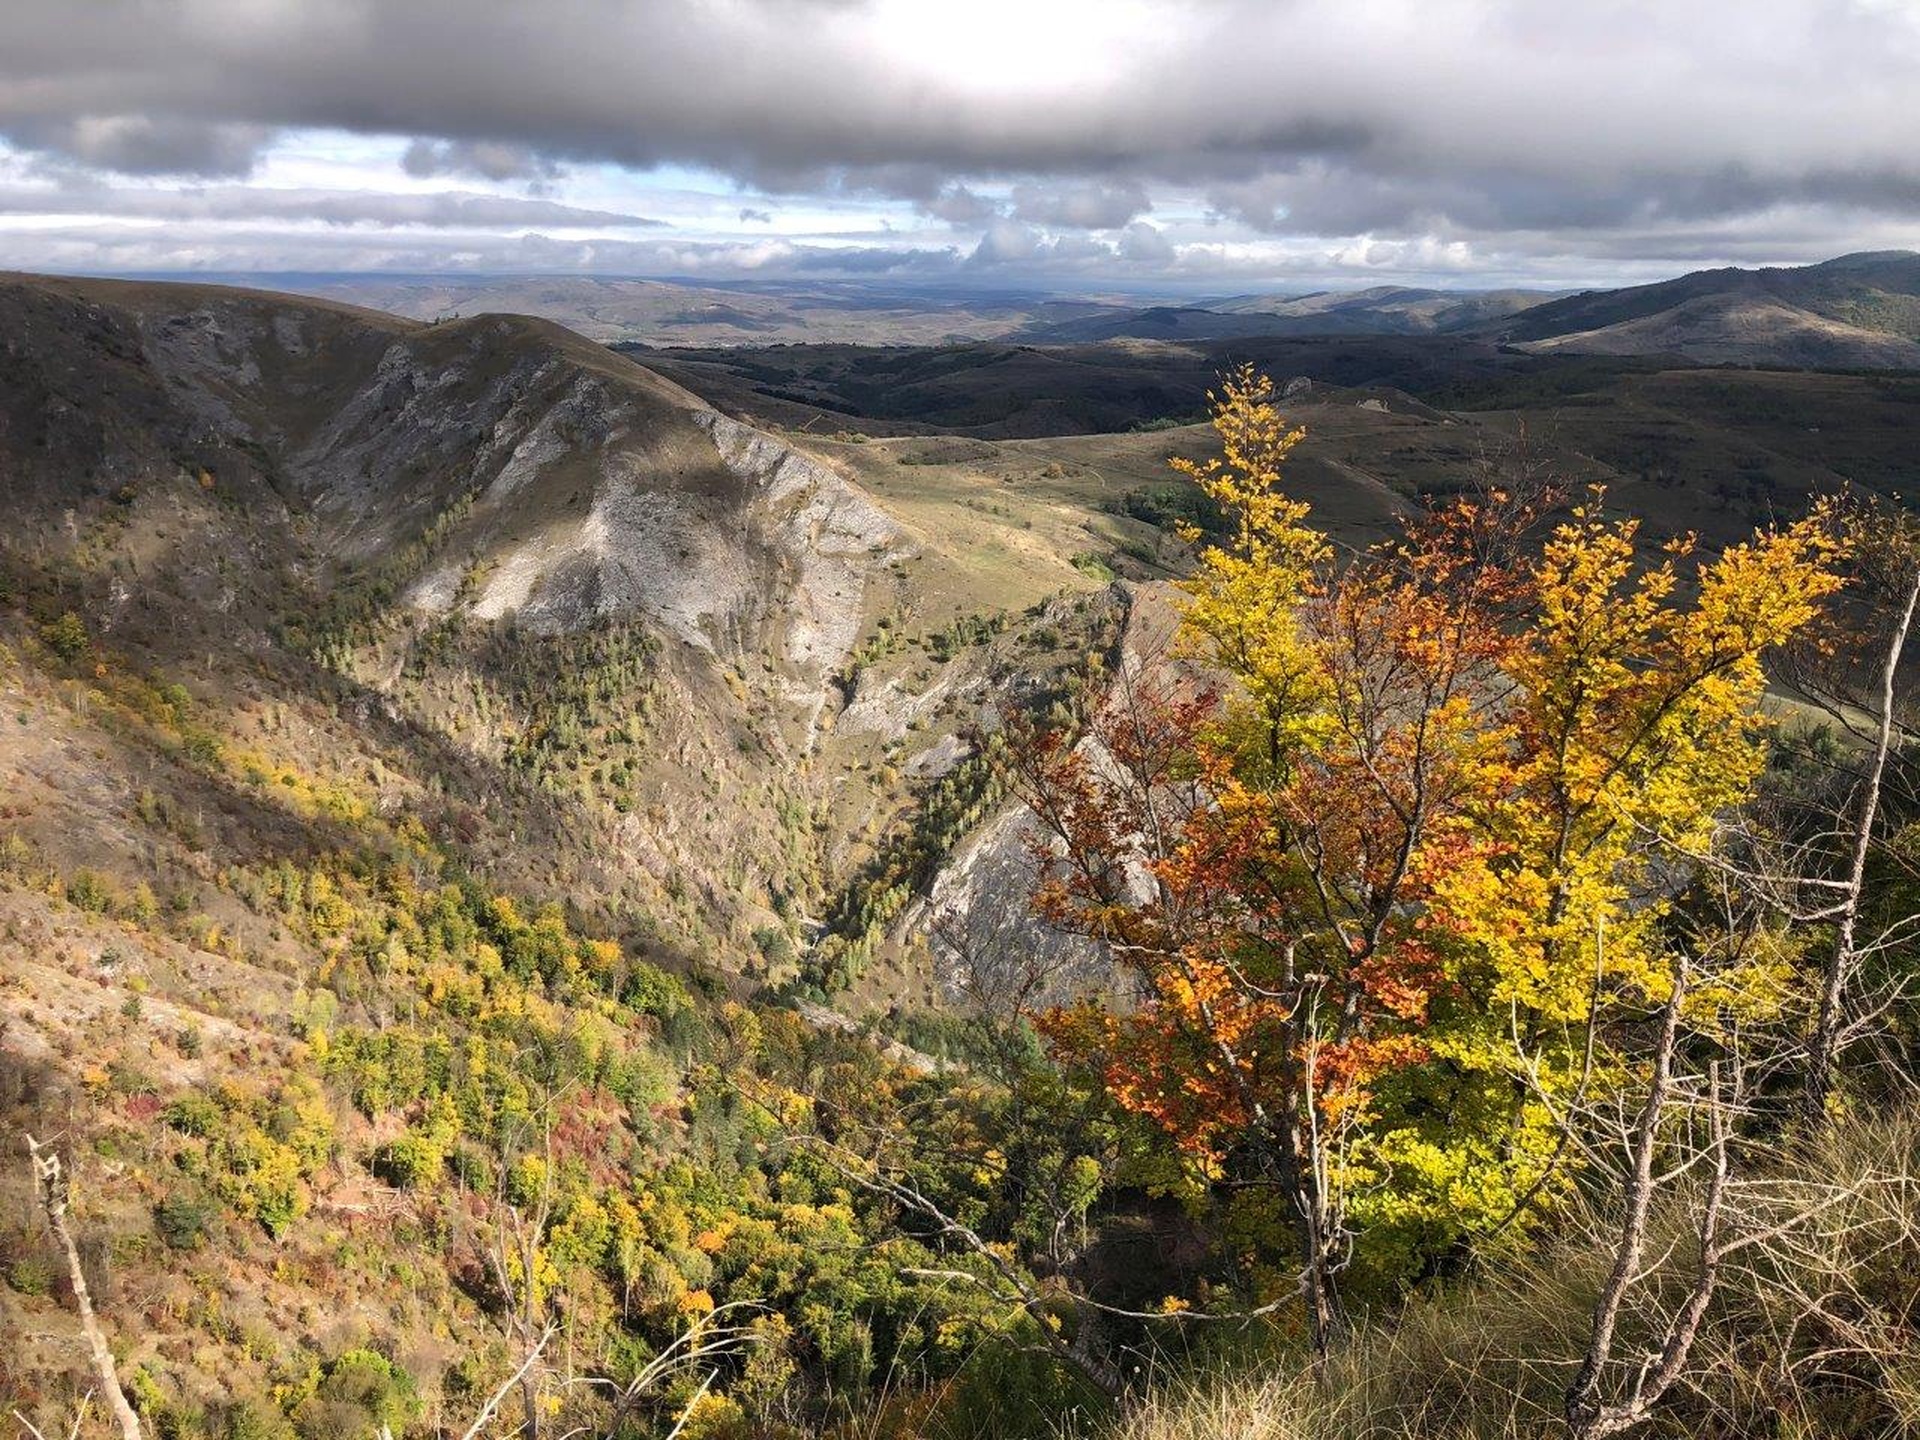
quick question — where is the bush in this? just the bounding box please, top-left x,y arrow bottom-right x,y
179,727 -> 224,766
40,611 -> 89,661
291,1349 -> 418,1440
212,1128 -> 308,1238
66,869 -> 114,914
927,1340 -> 1113,1440
163,1093 -> 223,1138
155,1189 -> 214,1251
219,1398 -> 296,1440
5,1251 -> 55,1297
373,1131 -> 446,1190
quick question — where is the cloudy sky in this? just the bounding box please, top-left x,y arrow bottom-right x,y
1,0 -> 1916,294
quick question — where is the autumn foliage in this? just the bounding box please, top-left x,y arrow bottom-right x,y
1006,365 -> 1845,1343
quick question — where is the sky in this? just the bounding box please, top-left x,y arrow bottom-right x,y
0,0 -> 1917,295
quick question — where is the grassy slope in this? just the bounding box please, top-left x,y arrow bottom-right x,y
1116,1111 -> 1920,1440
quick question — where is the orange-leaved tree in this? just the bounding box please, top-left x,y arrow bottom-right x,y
1007,364 -> 1844,1352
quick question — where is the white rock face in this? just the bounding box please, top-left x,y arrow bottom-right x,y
477,370 -> 590,504
694,411 -> 906,677
840,671 -> 954,741
123,294 -> 909,707
913,806 -> 1112,1010
374,361 -> 909,724
496,468 -> 757,651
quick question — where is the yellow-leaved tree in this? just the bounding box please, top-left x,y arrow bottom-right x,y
1014,364 -> 1845,1350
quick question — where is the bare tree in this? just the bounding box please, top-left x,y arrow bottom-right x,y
1788,502 -> 1920,1117
454,1322 -> 557,1440
22,1134 -> 143,1440
577,1301 -> 763,1439
1554,867 -> 1862,1437
483,1151 -> 557,1439
1561,959 -> 1731,1440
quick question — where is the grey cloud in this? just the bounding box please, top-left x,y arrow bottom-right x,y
967,220 -> 1042,267
1118,222 -> 1175,265
0,1 -> 1915,219
920,185 -> 999,227
0,183 -> 663,229
738,207 -> 772,223
1207,159 -> 1920,241
0,219 -> 962,281
401,139 -> 562,185
1009,180 -> 1151,230
11,209 -> 1918,292
966,221 -> 1113,270
2,1 -> 1920,283
7,115 -> 273,177
788,244 -> 961,274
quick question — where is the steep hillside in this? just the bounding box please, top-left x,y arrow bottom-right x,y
0,272 -> 1131,993
0,273 -> 1167,1437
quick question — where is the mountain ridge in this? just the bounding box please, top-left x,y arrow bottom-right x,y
1484,249 -> 1920,365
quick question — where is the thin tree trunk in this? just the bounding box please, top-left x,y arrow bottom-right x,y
1565,967 -> 1687,1439
1284,1051 -> 1345,1364
26,1136 -> 143,1440
1805,564 -> 1919,1118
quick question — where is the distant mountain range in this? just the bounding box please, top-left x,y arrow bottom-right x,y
239,272 -> 1131,347
1019,285 -> 1568,343
178,250 -> 1920,370
1022,252 -> 1920,367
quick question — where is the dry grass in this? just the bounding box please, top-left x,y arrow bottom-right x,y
1113,1109 -> 1920,1440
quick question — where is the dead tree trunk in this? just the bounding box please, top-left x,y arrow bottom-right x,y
1804,559 -> 1920,1118
1564,966 -> 1690,1438
25,1134 -> 143,1440
1561,954 -> 1752,1440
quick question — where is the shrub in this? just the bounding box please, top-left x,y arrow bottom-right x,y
5,1251 -> 55,1297
291,1349 -> 418,1440
179,727 -> 224,766
0,831 -> 36,877
506,1154 -> 548,1208
163,1093 -> 223,1138
155,1189 -> 215,1251
373,1131 -> 446,1190
212,1128 -> 308,1238
219,1398 -> 297,1440
67,869 -> 114,914
40,611 -> 89,661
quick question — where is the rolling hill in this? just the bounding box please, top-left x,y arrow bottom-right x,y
228,254 -> 1920,371
1487,250 -> 1920,366
235,272 -> 1141,347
